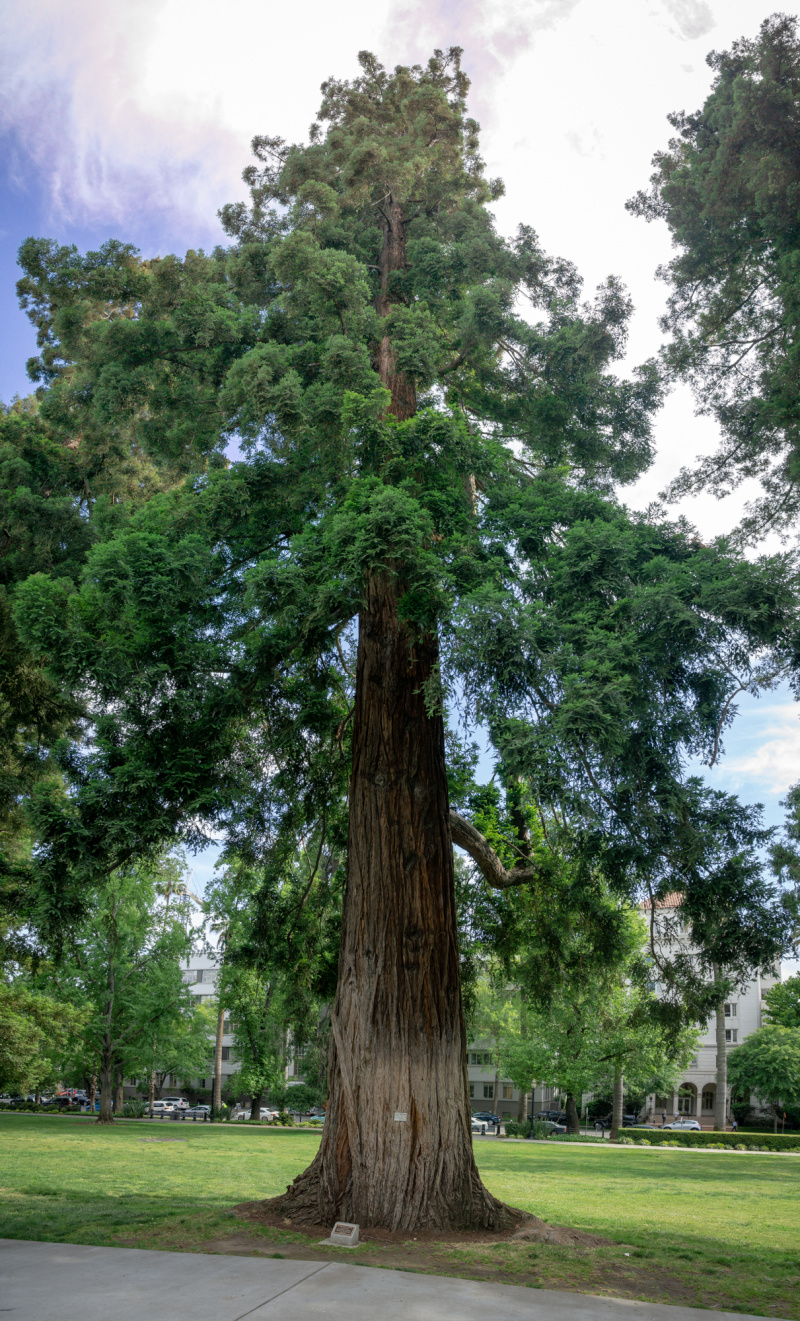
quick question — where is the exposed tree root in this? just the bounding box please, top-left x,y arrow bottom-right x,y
246,1150 -> 523,1234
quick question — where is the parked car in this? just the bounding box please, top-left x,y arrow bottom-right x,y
307,1106 -> 326,1117
161,1096 -> 190,1110
186,1104 -> 211,1118
471,1116 -> 491,1134
472,1111 -> 500,1125
150,1100 -> 174,1114
662,1118 -> 702,1131
539,1119 -> 567,1134
536,1109 -> 567,1123
593,1114 -> 640,1130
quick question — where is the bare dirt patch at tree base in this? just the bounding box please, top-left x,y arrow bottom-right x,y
200,1221 -> 722,1312
231,1199 -> 552,1245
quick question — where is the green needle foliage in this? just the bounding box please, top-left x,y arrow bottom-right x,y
7,50 -> 796,957
629,14 -> 800,541
3,50 -> 797,1142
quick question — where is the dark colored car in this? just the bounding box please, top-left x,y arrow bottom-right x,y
536,1109 -> 567,1124
472,1111 -> 500,1125
594,1113 -> 640,1129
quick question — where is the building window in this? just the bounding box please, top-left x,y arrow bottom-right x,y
221,1047 -> 230,1062
701,1088 -> 715,1112
469,1083 -> 475,1098
469,1051 -> 492,1066
502,1084 -> 513,1100
724,1003 -> 737,1018
655,1096 -> 669,1109
223,1019 -> 231,1033
725,1029 -> 738,1043
182,970 -> 196,983
483,1083 -> 494,1100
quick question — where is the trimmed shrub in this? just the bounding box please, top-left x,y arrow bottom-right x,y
629,1129 -> 800,1153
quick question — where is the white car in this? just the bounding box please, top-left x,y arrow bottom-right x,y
662,1118 -> 702,1131
150,1100 -> 174,1114
162,1096 -> 190,1110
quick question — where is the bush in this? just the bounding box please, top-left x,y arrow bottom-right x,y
635,1130 -> 800,1153
121,1100 -> 146,1118
549,1133 -> 605,1143
504,1119 -> 553,1139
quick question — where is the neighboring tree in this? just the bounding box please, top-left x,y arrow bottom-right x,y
498,978 -> 697,1138
727,1025 -> 800,1132
224,966 -> 290,1118
52,855 -> 201,1121
140,998 -> 215,1110
11,50 -> 799,1230
0,981 -> 86,1094
763,974 -> 800,1030
629,14 -> 800,542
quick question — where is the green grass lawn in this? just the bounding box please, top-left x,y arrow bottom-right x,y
1,1115 -> 798,1317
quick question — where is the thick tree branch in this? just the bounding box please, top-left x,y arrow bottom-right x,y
449,810 -> 542,889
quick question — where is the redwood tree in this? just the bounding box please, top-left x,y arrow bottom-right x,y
12,51 -> 798,1228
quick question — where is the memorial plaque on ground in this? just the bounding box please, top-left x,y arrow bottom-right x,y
321,1222 -> 360,1247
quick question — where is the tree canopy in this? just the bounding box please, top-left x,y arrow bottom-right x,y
3,44 -> 799,1226
629,13 -> 800,541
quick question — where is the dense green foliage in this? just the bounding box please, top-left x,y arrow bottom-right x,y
763,972 -> 800,1028
727,1024 -> 800,1122
629,14 -> 800,540
0,982 -> 86,1093
1,48 -> 797,1077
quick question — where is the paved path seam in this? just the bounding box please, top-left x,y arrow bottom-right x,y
231,1262 -> 331,1321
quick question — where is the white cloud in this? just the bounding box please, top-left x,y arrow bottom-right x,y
660,0 -> 716,41
0,0 -> 389,238
718,706 -> 800,795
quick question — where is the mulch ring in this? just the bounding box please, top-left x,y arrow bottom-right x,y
230,1200 -> 610,1249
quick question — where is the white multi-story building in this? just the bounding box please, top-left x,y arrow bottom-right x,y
465,1046 -> 524,1118
179,952 -> 237,1092
642,894 -> 781,1126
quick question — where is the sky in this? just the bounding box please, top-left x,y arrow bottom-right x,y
2,0 -> 799,946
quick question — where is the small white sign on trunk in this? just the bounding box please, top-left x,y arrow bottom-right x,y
393,1111 -> 407,1121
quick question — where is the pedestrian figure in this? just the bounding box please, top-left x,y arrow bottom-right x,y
732,1118 -> 738,1133
661,1111 -> 667,1127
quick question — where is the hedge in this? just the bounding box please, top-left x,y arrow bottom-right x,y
626,1129 -> 800,1152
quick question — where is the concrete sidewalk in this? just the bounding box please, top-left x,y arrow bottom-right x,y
0,1239 -> 781,1321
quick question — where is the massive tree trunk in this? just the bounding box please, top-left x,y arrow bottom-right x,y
265,196 -> 511,1231
714,966 -> 727,1132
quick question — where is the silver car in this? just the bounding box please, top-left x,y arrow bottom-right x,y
662,1118 -> 702,1131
